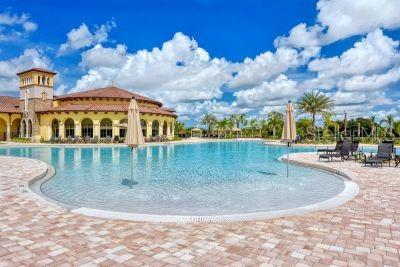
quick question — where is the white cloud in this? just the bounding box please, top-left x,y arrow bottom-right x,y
0,48 -> 52,93
275,0 -> 400,48
317,0 -> 400,43
233,74 -> 298,108
0,10 -> 38,41
71,32 -> 235,105
338,67 -> 400,91
228,46 -> 319,89
57,21 -> 116,56
274,23 -> 323,48
308,29 -> 399,79
175,99 -> 250,121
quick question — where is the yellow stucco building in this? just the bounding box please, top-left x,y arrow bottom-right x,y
0,68 -> 177,142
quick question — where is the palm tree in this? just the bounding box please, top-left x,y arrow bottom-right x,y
380,114 -> 394,137
174,121 -> 185,137
201,113 -> 217,138
267,111 -> 283,140
227,117 -> 235,138
238,113 -> 247,129
297,91 -> 334,139
218,118 -> 229,138
249,119 -> 259,137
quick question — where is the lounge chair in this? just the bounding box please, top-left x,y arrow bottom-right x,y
67,136 -> 74,144
317,140 -> 343,154
84,135 -> 90,143
91,136 -> 99,144
364,142 -> 395,168
105,136 -> 112,143
74,136 -> 81,143
319,141 -> 351,162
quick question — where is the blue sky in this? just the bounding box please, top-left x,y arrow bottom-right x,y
1,0 -> 400,125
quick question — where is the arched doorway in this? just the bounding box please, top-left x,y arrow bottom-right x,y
65,118 -> 75,138
11,118 -> 20,139
51,119 -> 59,138
27,119 -> 32,138
170,122 -> 173,136
100,118 -> 112,138
119,118 -> 127,138
140,119 -> 147,137
81,118 -> 93,138
152,120 -> 159,137
0,118 -> 7,141
21,119 -> 26,138
163,121 -> 168,135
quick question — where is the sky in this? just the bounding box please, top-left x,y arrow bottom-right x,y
0,0 -> 400,126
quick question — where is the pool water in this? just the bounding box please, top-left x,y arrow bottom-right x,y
0,141 -> 350,216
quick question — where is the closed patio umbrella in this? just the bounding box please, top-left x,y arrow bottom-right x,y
126,97 -> 144,187
281,100 -> 297,177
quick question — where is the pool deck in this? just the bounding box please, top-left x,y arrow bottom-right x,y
1,153 -> 400,266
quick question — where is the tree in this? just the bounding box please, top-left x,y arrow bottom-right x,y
174,120 -> 185,137
266,111 -> 283,140
217,118 -> 229,138
380,114 -> 394,137
238,113 -> 247,129
249,119 -> 259,137
297,91 -> 334,139
201,113 -> 217,138
296,118 -> 313,140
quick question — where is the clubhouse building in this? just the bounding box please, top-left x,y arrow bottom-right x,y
0,68 -> 177,142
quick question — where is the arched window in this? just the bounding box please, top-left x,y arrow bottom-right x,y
100,118 -> 113,138
65,118 -> 75,138
20,120 -> 26,138
152,120 -> 159,137
27,119 -> 32,138
163,121 -> 167,135
81,118 -> 93,138
119,118 -> 127,138
51,119 -> 59,138
141,119 -> 147,137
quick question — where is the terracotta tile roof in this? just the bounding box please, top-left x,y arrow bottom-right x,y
16,68 -> 57,76
56,86 -> 162,106
0,96 -> 21,113
36,103 -> 177,117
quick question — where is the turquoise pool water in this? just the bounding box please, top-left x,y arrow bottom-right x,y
0,142 -> 350,215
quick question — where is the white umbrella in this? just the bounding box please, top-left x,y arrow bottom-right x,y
281,100 -> 297,177
125,97 -> 144,187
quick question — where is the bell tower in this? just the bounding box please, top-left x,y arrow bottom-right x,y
17,68 -> 57,141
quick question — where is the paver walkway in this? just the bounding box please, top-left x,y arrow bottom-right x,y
1,154 -> 400,266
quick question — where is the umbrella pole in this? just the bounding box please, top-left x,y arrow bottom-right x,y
130,147 -> 134,188
287,142 -> 290,178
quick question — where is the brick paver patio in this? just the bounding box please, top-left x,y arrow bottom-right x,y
1,153 -> 400,266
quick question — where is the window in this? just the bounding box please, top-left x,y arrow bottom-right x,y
119,118 -> 127,138
100,118 -> 113,138
65,118 -> 75,138
81,118 -> 93,138
141,119 -> 147,137
51,119 -> 59,138
152,120 -> 159,137
163,121 -> 167,135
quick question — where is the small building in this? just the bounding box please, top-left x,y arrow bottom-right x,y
0,68 -> 177,142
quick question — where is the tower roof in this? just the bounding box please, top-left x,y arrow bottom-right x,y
16,68 -> 57,76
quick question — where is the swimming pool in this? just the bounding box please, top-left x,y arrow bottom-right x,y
0,141 -> 358,221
